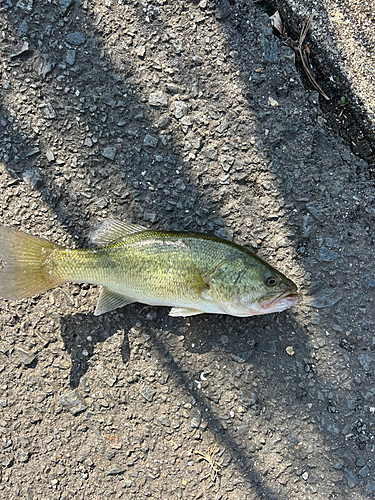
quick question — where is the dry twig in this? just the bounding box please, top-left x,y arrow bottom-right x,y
193,444 -> 221,481
289,13 -> 330,100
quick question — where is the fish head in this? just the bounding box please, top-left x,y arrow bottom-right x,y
208,254 -> 299,317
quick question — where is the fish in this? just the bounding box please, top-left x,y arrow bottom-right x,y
0,220 -> 299,317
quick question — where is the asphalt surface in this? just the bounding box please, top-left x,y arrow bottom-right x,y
263,0 -> 375,175
0,1 -> 374,499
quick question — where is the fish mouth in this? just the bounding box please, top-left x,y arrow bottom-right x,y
259,289 -> 300,310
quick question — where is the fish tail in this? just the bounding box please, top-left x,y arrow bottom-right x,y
0,226 -> 65,300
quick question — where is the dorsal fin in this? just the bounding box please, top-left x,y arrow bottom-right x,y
89,219 -> 147,246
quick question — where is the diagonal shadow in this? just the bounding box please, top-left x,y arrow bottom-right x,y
58,299 -> 369,500
59,304 -> 310,500
1,1 -> 373,498
144,317 -> 310,500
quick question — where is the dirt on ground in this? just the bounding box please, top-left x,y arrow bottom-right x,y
0,1 -> 374,499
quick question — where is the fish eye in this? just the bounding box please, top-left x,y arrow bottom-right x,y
265,275 -> 279,287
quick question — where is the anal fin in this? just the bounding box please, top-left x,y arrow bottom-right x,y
94,287 -> 135,316
169,307 -> 204,317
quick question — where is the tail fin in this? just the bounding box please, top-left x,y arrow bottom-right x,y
0,226 -> 65,300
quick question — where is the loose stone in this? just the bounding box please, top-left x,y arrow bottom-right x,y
66,49 -> 76,65
316,247 -> 340,262
148,91 -> 168,107
143,134 -> 158,148
358,354 -> 373,371
359,465 -> 369,478
97,361 -> 117,387
307,290 -> 342,309
16,347 -> 35,365
140,384 -> 156,402
158,415 -> 171,427
102,147 -> 117,160
174,101 -> 188,119
66,32 -> 86,46
344,468 -> 358,489
107,465 -> 126,475
46,149 -> 55,162
363,275 -> 375,288
16,449 -> 29,463
60,390 -> 88,415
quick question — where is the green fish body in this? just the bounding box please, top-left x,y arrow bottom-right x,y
0,220 -> 298,317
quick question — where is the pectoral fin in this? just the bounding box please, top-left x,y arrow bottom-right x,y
169,307 -> 205,317
94,287 -> 135,316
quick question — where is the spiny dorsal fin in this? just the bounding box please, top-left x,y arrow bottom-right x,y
89,219 -> 147,246
94,287 -> 135,316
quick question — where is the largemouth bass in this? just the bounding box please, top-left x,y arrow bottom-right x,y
0,220 -> 299,317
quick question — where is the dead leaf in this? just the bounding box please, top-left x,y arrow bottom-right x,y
269,11 -> 283,37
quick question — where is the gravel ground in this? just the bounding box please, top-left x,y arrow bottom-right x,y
263,0 -> 375,176
0,1 -> 374,499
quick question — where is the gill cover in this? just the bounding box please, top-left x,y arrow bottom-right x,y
206,256 -> 249,315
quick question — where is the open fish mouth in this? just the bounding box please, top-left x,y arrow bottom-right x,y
259,289 -> 300,311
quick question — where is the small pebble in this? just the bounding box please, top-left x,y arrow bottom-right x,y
66,49 -> 76,66
107,465 -> 125,476
363,275 -> 375,288
97,361 -> 117,387
16,449 -> 29,463
358,353 -> 373,372
158,415 -> 171,427
359,465 -> 369,478
140,384 -> 156,402
66,32 -> 86,46
143,134 -> 158,148
216,119 -> 229,134
316,247 -> 340,262
102,147 -> 116,160
46,149 -> 55,162
60,390 -> 87,415
174,101 -> 188,119
96,197 -> 109,209
76,446 -> 91,463
268,97 -> 279,107
136,46 -> 146,58
344,468 -> 358,489
148,91 -> 168,107
16,347 -> 36,365
190,409 -> 201,428
220,155 -> 235,172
